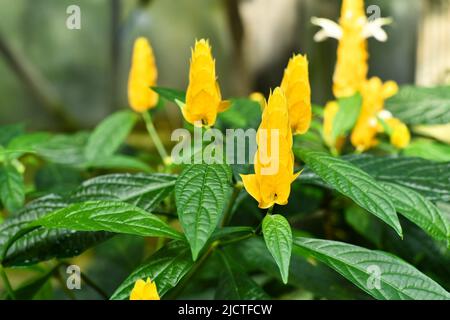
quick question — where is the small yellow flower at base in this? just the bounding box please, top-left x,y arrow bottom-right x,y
249,92 -> 266,111
280,54 -> 311,135
130,278 -> 160,300
240,88 -> 300,209
386,118 -> 410,149
322,101 -> 345,152
182,39 -> 229,127
350,77 -> 398,151
128,37 -> 159,112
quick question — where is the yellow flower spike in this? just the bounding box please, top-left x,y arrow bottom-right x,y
128,37 -> 159,112
312,0 -> 392,98
249,92 -> 266,111
280,54 -> 312,135
240,88 -> 300,209
182,39 -> 229,127
350,77 -> 398,151
130,278 -> 160,300
386,118 -> 411,149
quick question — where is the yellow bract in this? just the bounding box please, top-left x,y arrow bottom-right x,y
386,117 -> 411,149
182,39 -> 229,127
334,0 -> 368,98
322,101 -> 345,152
241,88 -> 300,209
280,54 -> 312,135
350,77 -> 399,151
129,278 -> 160,300
128,37 -> 159,112
249,92 -> 266,111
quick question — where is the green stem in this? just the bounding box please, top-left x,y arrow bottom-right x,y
142,111 -> 171,166
221,183 -> 243,227
0,265 -> 15,300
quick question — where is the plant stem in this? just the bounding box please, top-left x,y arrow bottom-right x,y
219,232 -> 255,247
142,111 -> 171,166
221,182 -> 243,227
0,265 -> 15,300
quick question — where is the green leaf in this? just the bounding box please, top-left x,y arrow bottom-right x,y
84,155 -> 151,172
386,85 -> 450,125
175,164 -> 232,260
110,241 -> 193,300
216,98 -> 261,130
30,201 -> 183,240
345,205 -> 383,247
380,182 -> 450,245
331,93 -> 362,141
85,111 -> 137,161
299,154 -> 450,202
0,124 -> 25,147
35,164 -> 83,195
35,133 -> 88,166
294,237 -> 450,300
6,268 -> 55,300
0,164 -> 25,213
152,86 -> 186,104
296,150 -> 401,236
262,214 -> 292,284
403,140 -> 450,162
215,250 -> 269,300
0,173 -> 177,266
6,132 -> 51,158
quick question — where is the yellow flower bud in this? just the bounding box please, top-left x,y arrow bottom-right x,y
350,77 -> 398,151
240,88 -> 300,209
322,101 -> 345,152
280,54 -> 312,135
386,118 -> 411,149
182,39 -> 229,127
249,92 -> 266,111
128,37 -> 159,112
130,278 -> 160,300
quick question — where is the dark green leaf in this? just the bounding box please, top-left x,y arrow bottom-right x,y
0,164 -> 25,213
294,237 -> 450,300
215,251 -> 269,300
85,111 -> 137,161
386,85 -> 450,125
175,164 -> 232,260
296,150 -> 401,236
152,86 -> 186,104
332,93 -> 362,141
262,214 -> 292,284
30,201 -> 183,240
110,241 -> 193,300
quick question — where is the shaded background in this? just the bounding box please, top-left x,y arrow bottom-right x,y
0,0 -> 449,131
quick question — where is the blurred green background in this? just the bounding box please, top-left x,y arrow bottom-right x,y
0,0 -> 447,131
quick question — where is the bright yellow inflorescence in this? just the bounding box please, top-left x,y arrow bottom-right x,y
129,278 -> 160,300
241,88 -> 300,209
333,0 -> 368,98
280,54 -> 312,135
128,37 -> 159,112
182,39 -> 229,127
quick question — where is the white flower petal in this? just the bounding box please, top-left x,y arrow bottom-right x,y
363,17 -> 392,41
311,17 -> 343,41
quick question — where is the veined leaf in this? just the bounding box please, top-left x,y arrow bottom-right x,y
0,173 -> 177,266
331,93 -> 362,141
299,154 -> 450,202
85,110 -> 137,161
152,86 -> 186,104
404,140 -> 450,162
35,133 -> 88,166
175,164 -> 232,260
30,201 -> 183,240
215,250 -> 269,300
294,237 -> 450,300
380,182 -> 450,245
110,241 -> 193,300
5,132 -> 51,158
296,150 -> 401,236
0,164 -> 25,213
386,85 -> 450,125
262,214 -> 292,284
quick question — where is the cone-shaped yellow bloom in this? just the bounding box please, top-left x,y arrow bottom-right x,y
386,117 -> 411,149
129,278 -> 160,300
351,77 -> 398,151
128,37 -> 159,112
322,101 -> 345,152
240,88 -> 300,209
333,0 -> 368,98
280,54 -> 312,135
182,39 -> 229,127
